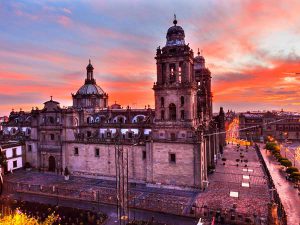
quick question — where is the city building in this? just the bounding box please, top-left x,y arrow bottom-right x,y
0,141 -> 24,172
0,18 -> 225,189
239,111 -> 300,142
0,116 -> 8,131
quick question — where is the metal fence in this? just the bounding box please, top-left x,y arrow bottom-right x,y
4,180 -> 269,224
255,144 -> 287,225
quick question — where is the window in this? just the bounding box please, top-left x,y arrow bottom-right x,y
170,133 -> 176,141
161,110 -> 165,120
169,103 -> 176,121
50,134 -> 55,141
95,148 -> 100,157
107,132 -> 111,138
180,96 -> 184,106
142,151 -> 146,160
160,97 -> 164,108
12,148 -> 17,157
180,110 -> 185,120
169,64 -> 176,83
169,153 -> 176,164
178,62 -> 182,83
87,131 -> 92,138
28,145 -> 32,152
74,147 -> 79,156
49,116 -> 54,124
128,132 -> 133,139
13,160 -> 17,168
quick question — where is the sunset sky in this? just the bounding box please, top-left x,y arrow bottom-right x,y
1,0 -> 300,116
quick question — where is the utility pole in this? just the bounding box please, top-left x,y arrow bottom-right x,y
115,130 -> 129,225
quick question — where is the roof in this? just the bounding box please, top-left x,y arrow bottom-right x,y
76,83 -> 105,95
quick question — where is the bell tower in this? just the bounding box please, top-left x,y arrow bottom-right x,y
194,50 -> 212,121
153,16 -> 198,131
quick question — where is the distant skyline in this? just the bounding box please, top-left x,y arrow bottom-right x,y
1,0 -> 300,115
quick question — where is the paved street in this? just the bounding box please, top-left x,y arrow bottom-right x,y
260,146 -> 300,225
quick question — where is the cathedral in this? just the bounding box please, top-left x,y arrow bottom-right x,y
1,18 -> 225,189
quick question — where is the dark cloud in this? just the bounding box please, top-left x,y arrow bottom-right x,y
214,72 -> 254,82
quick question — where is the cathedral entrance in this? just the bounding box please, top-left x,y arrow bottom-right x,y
48,156 -> 56,172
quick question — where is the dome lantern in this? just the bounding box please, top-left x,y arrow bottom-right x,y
166,15 -> 185,47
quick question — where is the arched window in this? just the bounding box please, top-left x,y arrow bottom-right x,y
87,117 -> 93,124
160,97 -> 164,108
49,116 -> 54,124
180,96 -> 184,107
169,103 -> 176,121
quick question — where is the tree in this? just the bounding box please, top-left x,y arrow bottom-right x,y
0,211 -> 58,225
280,159 -> 292,167
286,167 -> 299,174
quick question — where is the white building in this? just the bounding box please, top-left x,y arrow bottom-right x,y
0,142 -> 24,172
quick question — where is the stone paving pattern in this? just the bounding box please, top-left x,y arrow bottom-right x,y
195,144 -> 270,220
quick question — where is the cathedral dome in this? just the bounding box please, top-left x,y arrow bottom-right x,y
76,83 -> 105,95
166,15 -> 185,46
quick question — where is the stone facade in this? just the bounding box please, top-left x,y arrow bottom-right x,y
0,18 -> 225,189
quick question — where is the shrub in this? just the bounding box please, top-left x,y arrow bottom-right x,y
222,158 -> 227,161
280,159 -> 292,167
236,159 -> 240,162
286,167 -> 299,174
290,172 -> 300,181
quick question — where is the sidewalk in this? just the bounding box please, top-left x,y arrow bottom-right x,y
260,148 -> 300,225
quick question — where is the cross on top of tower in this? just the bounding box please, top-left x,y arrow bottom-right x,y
173,14 -> 177,25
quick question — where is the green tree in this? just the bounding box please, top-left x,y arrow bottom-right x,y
286,167 -> 299,174
280,159 -> 292,167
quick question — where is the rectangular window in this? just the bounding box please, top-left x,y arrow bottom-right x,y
169,153 -> 176,164
87,131 -> 92,137
95,148 -> 100,157
74,147 -> 79,156
128,132 -> 133,139
142,151 -> 146,160
12,148 -> 17,157
170,133 -> 176,141
50,134 -> 55,141
28,145 -> 32,152
13,160 -> 17,168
